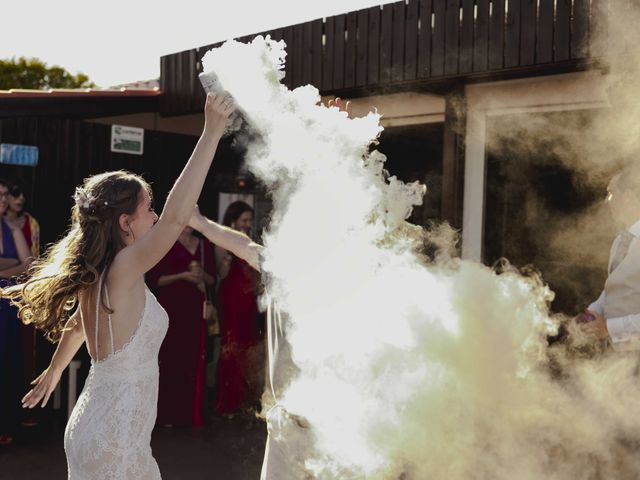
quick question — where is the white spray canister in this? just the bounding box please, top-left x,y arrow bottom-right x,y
198,71 -> 248,134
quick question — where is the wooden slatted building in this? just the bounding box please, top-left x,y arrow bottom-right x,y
1,0 -> 620,419
158,0 -> 608,265
0,0 -> 620,314
160,0 -> 596,115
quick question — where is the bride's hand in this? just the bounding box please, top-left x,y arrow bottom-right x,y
22,366 -> 62,409
203,92 -> 234,138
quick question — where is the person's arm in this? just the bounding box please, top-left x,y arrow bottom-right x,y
30,215 -> 40,257
110,93 -> 233,287
157,271 -> 201,287
158,272 -> 185,287
605,313 -> 640,345
587,290 -> 605,316
582,310 -> 640,350
190,207 -> 263,272
0,226 -> 33,278
0,258 -> 18,269
22,308 -> 85,408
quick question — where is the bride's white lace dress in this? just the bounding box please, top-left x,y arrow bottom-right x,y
64,280 -> 168,480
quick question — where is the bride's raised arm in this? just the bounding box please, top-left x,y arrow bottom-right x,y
111,93 -> 233,285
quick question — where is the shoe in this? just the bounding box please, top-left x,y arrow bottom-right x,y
0,435 -> 13,446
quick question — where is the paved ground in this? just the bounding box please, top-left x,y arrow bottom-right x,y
0,412 -> 267,480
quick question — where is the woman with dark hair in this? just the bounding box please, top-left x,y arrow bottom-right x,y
217,201 -> 255,278
5,180 -> 41,428
6,181 -> 40,258
0,178 -> 33,445
212,201 -> 263,414
2,93 -> 233,477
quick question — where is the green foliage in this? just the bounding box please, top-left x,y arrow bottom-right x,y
0,57 -> 95,90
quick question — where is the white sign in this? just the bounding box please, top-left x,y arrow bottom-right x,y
111,125 -> 144,155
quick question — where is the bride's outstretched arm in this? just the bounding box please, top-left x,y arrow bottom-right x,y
22,308 -> 84,408
189,206 -> 263,272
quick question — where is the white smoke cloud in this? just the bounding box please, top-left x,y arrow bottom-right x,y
202,32 -> 640,479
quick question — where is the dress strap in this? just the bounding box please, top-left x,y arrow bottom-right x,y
95,273 -> 101,360
77,293 -> 84,331
104,282 -> 115,356
95,271 -> 115,360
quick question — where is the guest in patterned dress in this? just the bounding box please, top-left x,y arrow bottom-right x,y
0,178 -> 32,445
5,180 -> 41,427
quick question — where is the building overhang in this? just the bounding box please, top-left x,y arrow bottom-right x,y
0,88 -> 162,118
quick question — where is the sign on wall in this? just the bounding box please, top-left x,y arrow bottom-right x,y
0,144 -> 39,167
111,125 -> 144,155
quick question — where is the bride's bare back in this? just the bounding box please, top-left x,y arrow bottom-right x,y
80,277 -> 146,363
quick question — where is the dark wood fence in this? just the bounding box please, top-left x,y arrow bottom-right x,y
161,0 -> 602,115
0,118 -> 245,246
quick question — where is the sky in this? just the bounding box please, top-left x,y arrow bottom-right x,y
0,0 -> 396,88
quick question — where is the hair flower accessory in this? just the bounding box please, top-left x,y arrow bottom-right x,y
73,187 -> 95,211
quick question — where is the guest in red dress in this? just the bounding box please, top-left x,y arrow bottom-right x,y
213,201 -> 263,415
147,226 -> 216,427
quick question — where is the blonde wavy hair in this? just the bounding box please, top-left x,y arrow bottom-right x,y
1,170 -> 151,342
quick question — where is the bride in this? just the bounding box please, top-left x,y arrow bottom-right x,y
2,93 -> 232,479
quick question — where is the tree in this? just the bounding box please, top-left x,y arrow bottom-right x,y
0,57 -> 95,90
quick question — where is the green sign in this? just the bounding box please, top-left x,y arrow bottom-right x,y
111,125 -> 144,155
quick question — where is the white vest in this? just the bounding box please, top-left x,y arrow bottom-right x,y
604,236 -> 640,319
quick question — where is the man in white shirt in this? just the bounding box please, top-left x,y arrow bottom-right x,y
582,169 -> 640,350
